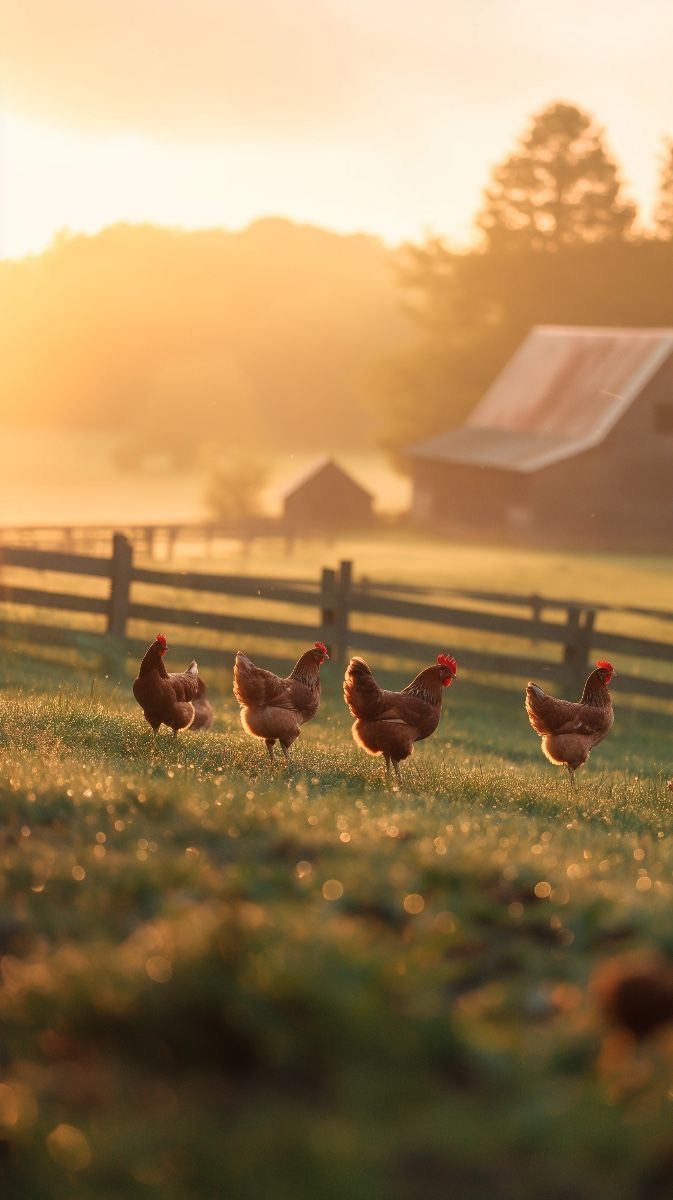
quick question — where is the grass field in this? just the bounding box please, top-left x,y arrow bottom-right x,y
2,638 -> 673,1199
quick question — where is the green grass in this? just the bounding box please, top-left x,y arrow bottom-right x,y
1,651 -> 673,1200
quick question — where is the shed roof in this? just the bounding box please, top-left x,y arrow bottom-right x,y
409,326 -> 673,473
283,457 -> 374,501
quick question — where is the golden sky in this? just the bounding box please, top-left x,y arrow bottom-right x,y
1,0 -> 672,256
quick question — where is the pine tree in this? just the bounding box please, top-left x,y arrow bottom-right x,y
654,140 -> 673,239
477,102 -> 636,251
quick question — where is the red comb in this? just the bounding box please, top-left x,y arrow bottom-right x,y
315,641 -> 327,655
156,634 -> 167,646
437,653 -> 457,674
596,659 -> 613,671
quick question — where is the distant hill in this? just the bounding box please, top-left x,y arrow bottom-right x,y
0,219 -> 410,458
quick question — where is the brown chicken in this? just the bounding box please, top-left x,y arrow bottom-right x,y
233,641 -> 328,765
525,659 -> 615,782
191,676 -> 214,732
133,634 -> 201,736
343,653 -> 457,785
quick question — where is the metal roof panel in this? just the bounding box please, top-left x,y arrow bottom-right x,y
409,326 -> 673,472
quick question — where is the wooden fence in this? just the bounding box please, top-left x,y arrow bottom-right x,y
1,534 -> 673,700
0,518 -> 336,560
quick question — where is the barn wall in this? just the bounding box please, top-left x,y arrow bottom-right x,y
284,476 -> 373,529
603,357 -> 673,507
531,357 -> 673,542
411,459 -> 531,534
410,353 -> 673,546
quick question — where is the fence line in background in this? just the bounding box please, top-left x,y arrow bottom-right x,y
0,519 -> 352,561
0,534 -> 672,700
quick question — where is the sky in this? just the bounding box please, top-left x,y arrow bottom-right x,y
1,0 -> 673,257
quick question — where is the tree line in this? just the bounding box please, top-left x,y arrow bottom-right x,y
0,219 -> 406,463
3,101 -> 673,464
378,102 -> 673,449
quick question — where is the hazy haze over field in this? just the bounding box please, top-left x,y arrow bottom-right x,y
2,0 -> 673,525
1,0 -> 672,254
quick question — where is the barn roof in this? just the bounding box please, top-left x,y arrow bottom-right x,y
409,326 -> 673,473
283,457 -> 374,501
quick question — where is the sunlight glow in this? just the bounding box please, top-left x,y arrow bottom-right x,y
2,1 -> 673,256
1,110 -> 478,256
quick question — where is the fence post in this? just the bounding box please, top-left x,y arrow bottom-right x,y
579,608 -> 596,679
334,560 -> 352,669
563,605 -> 593,693
320,562 -> 352,670
320,567 -> 337,659
108,532 -> 133,640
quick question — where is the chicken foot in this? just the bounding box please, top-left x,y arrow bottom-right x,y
383,754 -> 402,788
264,739 -> 293,770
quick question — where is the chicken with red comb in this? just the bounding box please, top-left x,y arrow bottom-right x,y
343,652 -> 457,786
525,660 -> 615,782
234,641 -> 328,766
133,634 -> 209,736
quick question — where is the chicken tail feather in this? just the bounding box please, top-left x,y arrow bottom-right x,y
343,656 -> 383,720
526,682 -> 555,736
233,650 -> 271,708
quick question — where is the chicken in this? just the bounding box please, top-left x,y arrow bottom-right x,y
525,659 -> 615,782
132,633 -> 201,736
233,641 -> 328,765
343,653 -> 457,786
191,675 -> 214,732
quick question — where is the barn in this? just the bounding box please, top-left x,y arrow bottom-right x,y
407,325 -> 673,546
283,458 -> 374,531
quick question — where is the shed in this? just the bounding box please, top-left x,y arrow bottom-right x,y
283,458 -> 374,531
407,326 -> 673,546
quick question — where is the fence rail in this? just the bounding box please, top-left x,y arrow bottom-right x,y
1,534 -> 672,700
0,519 -> 336,561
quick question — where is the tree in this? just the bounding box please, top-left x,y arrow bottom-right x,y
372,234 -> 673,452
369,239 -> 512,449
203,455 -> 270,524
654,140 -> 673,239
477,102 -> 636,251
